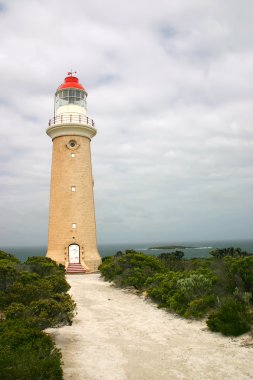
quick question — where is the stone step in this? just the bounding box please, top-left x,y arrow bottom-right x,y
66,263 -> 86,274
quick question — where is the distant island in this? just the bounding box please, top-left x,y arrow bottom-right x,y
149,245 -> 195,250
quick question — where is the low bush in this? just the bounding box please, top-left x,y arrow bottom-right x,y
5,296 -> 75,329
225,256 -> 253,293
101,255 -> 112,262
0,250 -> 20,263
0,320 -> 62,380
210,247 -> 250,259
146,272 -> 186,308
0,250 -> 75,379
24,256 -> 65,277
184,296 -> 216,318
206,298 -> 252,336
177,272 -> 215,300
99,252 -> 166,289
146,270 -> 216,318
157,251 -> 185,271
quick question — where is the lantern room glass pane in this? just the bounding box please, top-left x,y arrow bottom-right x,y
55,89 -> 86,110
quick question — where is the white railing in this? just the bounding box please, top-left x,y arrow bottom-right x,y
48,113 -> 95,127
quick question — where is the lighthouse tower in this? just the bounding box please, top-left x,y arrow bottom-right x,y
46,73 -> 101,273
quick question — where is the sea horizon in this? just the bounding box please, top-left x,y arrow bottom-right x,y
1,238 -> 253,262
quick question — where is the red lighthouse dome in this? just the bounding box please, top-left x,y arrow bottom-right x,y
57,75 -> 85,92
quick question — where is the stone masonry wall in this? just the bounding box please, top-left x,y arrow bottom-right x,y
46,135 -> 101,271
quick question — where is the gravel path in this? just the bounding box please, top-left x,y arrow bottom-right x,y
49,274 -> 253,380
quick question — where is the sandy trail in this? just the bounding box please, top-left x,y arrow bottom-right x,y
49,274 -> 253,380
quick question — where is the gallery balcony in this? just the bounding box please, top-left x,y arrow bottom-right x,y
48,113 -> 95,128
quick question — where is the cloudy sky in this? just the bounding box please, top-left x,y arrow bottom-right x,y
0,0 -> 253,246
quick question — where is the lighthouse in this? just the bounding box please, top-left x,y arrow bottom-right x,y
46,72 -> 101,273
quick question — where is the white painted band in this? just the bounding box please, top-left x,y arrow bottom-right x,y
46,124 -> 97,140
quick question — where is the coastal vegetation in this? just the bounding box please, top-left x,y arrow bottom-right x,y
100,248 -> 253,337
0,250 -> 75,380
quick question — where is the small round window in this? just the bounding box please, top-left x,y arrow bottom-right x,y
66,140 -> 79,150
69,140 -> 77,148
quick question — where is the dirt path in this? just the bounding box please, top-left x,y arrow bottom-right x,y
49,274 -> 253,380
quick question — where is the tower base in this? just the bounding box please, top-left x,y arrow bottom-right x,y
46,249 -> 102,273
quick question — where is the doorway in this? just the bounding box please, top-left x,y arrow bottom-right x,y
68,244 -> 80,263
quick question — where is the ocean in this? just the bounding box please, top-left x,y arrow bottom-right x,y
1,239 -> 253,262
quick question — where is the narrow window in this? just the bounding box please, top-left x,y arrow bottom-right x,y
72,223 -> 76,229
71,186 -> 76,192
71,153 -> 75,158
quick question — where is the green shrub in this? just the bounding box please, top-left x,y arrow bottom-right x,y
184,258 -> 213,272
9,278 -> 53,305
146,272 -> 186,308
210,247 -> 249,259
0,345 -> 62,380
158,251 -> 185,271
210,259 -> 236,297
99,252 -> 166,289
233,287 -> 252,304
101,255 -> 112,262
146,270 -> 216,318
0,265 -> 21,308
44,274 -> 70,293
225,256 -> 253,293
184,295 -> 216,318
24,256 -> 65,277
0,320 -> 62,379
5,296 -> 75,329
0,250 -> 20,263
177,273 -> 214,301
206,298 -> 251,336
5,302 -> 26,319
0,251 -> 75,378
98,256 -> 122,281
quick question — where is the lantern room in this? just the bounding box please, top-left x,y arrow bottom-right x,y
54,74 -> 88,117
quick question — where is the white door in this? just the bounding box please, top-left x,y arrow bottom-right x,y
69,244 -> 80,263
